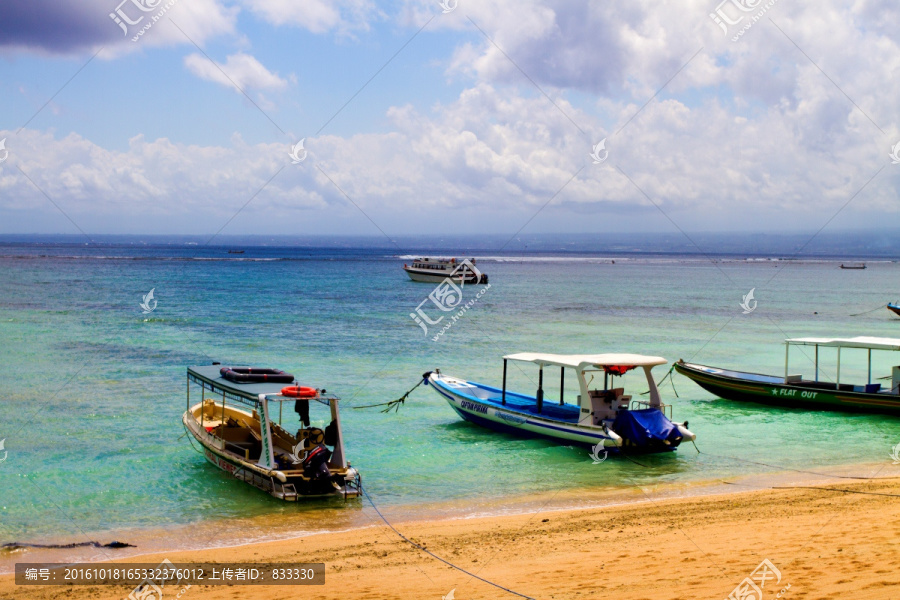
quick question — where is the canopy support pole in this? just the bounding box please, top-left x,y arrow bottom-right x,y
200,382 -> 204,428
784,343 -> 789,383
560,368 -> 565,405
868,349 -> 872,385
815,345 -> 819,382
836,348 -> 841,388
536,366 -> 544,414
502,359 -> 507,405
255,394 -> 276,470
645,366 -> 662,408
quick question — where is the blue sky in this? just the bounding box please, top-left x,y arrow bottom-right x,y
1,1 -> 898,237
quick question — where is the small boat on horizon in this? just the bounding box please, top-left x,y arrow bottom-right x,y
425,352 -> 695,453
182,364 -> 360,501
675,336 -> 900,415
840,263 -> 866,269
227,249 -> 245,254
403,257 -> 488,284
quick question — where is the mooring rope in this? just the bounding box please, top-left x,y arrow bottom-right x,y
353,375 -> 428,413
850,304 -> 888,317
693,446 -> 899,480
721,481 -> 900,498
359,484 -> 536,600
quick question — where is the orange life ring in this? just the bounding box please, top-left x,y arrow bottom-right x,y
281,386 -> 317,398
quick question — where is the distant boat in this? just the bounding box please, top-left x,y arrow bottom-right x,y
675,336 -> 900,415
403,257 -> 488,284
228,250 -> 245,254
840,263 -> 866,269
888,303 -> 900,317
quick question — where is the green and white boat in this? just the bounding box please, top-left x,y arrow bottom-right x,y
675,336 -> 900,415
182,364 -> 361,501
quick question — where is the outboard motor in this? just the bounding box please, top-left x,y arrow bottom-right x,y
302,444 -> 332,480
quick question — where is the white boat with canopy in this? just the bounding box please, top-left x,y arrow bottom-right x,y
402,257 -> 488,284
182,364 -> 360,501
425,352 -> 695,452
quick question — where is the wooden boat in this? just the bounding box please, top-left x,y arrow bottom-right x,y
426,353 -> 695,453
674,336 -> 900,415
182,364 -> 360,500
403,257 -> 488,284
888,303 -> 900,317
840,263 -> 866,269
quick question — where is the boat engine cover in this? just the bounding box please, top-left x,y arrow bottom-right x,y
302,444 -> 333,479
612,408 -> 682,448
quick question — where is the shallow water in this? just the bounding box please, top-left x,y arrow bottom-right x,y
1,243 -> 899,553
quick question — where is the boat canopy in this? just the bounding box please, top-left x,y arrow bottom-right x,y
785,337 -> 900,351
187,365 -> 327,406
503,352 -> 667,371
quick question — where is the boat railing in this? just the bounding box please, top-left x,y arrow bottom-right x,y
629,399 -> 672,419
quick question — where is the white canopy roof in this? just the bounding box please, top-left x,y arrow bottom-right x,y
503,352 -> 667,369
785,336 -> 900,351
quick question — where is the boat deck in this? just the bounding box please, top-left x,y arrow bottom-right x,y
435,378 -> 583,422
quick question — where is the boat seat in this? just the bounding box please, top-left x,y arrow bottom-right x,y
467,386 -> 494,400
239,419 -> 263,442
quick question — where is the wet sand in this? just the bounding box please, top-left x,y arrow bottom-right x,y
3,474 -> 900,600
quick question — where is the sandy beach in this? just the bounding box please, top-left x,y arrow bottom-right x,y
3,475 -> 900,600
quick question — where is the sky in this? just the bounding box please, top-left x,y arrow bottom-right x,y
0,0 -> 899,238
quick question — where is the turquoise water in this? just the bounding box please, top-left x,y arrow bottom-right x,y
1,244 -> 899,546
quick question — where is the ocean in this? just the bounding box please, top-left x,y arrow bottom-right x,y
1,239 -> 898,564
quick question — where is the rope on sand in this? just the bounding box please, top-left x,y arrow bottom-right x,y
359,484 -> 536,600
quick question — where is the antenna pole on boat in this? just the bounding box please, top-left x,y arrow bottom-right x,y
502,359 -> 507,405
536,365 -> 544,414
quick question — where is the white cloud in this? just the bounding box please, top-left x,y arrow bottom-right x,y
240,0 -> 380,35
184,52 -> 289,91
3,0 -> 900,235
3,73 -> 898,235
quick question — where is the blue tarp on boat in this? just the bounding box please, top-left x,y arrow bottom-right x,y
613,408 -> 682,447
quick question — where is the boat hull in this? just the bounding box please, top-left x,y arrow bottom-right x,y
429,374 -> 626,449
889,303 -> 900,318
674,361 -> 900,415
404,268 -> 485,284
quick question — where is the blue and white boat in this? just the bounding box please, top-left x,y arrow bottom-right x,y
426,353 -> 695,453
